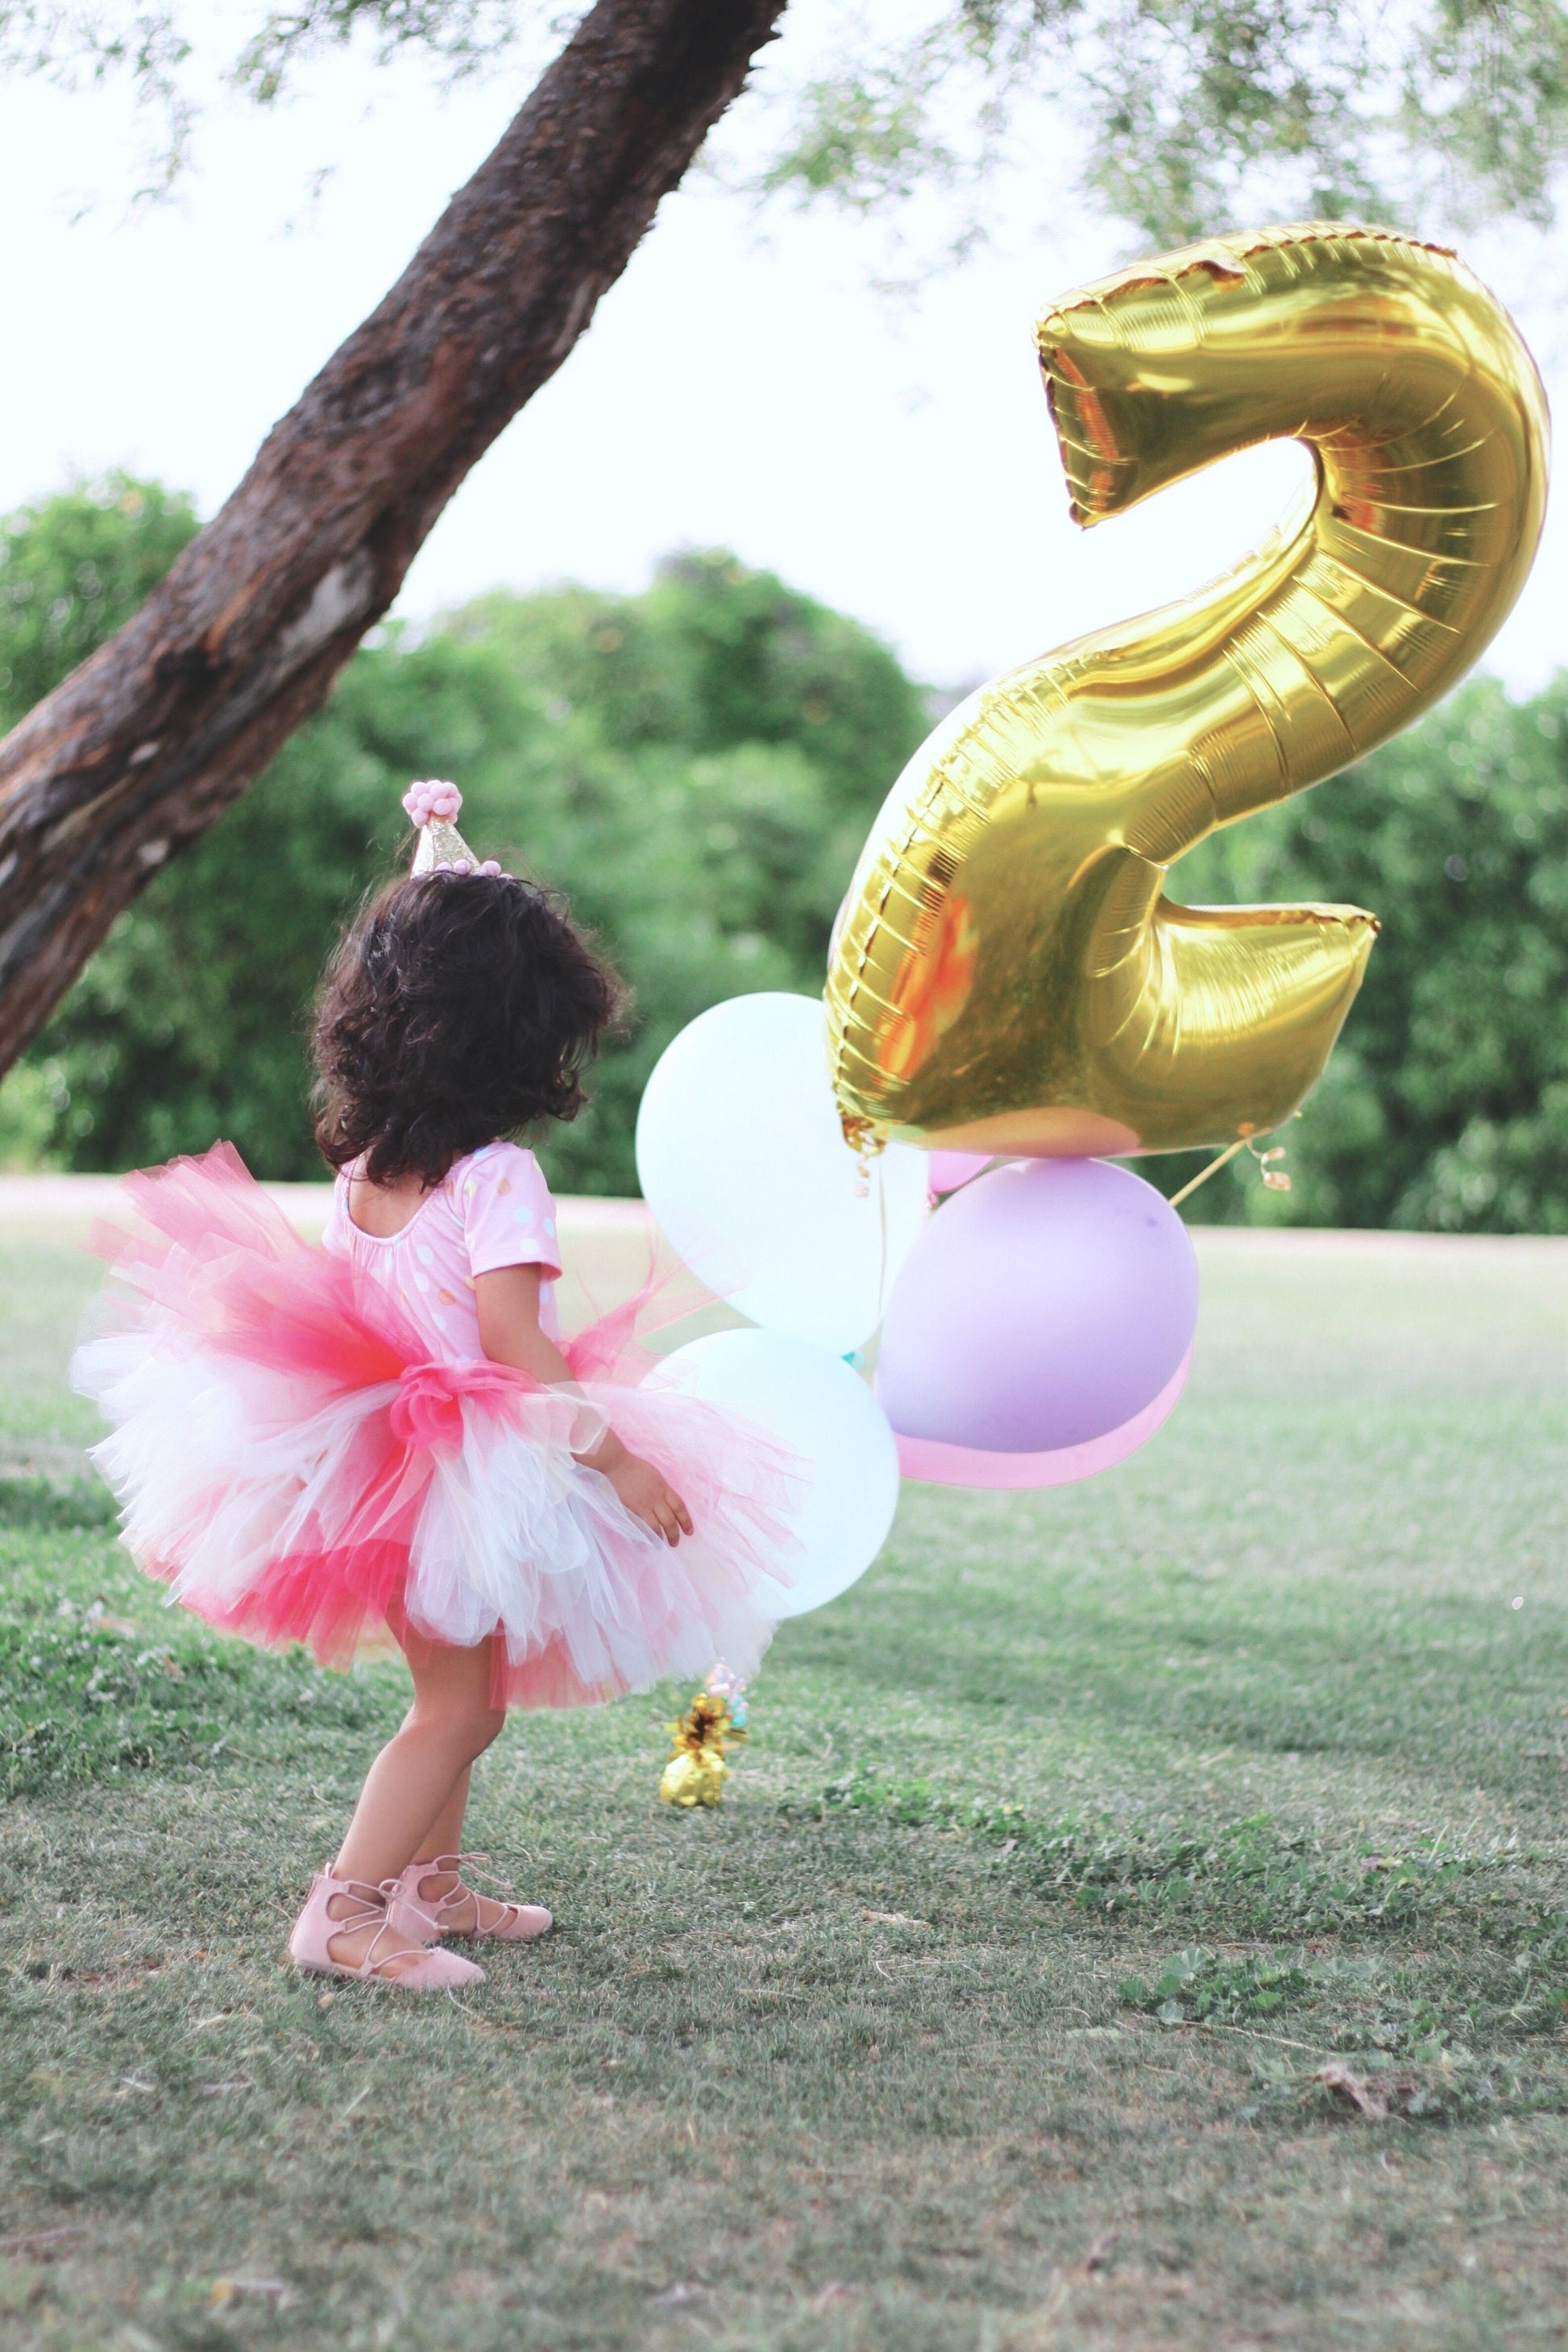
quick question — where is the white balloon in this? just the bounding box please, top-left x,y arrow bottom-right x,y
635,993 -> 928,1354
648,1328 -> 900,1619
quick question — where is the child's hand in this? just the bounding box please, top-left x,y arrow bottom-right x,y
605,1450 -> 694,1545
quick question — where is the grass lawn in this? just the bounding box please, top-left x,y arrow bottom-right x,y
2,1211 -> 1566,2351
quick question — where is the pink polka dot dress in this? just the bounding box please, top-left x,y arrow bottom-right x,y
322,1143 -> 567,1360
73,1142 -> 799,1707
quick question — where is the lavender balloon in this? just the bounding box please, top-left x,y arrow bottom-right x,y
877,1159 -> 1199,1465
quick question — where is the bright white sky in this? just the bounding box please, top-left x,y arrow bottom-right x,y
0,12 -> 1561,699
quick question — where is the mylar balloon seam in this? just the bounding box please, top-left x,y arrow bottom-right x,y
824,220 -> 1549,1159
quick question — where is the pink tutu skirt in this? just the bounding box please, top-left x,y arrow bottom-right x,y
71,1148 -> 799,1707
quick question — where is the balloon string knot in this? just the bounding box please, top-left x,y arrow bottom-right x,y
840,1112 -> 887,1160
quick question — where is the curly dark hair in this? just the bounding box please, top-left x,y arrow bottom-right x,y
311,872 -> 625,1186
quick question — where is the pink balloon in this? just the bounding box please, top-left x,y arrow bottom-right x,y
926,1149 -> 993,1197
892,1345 -> 1191,1488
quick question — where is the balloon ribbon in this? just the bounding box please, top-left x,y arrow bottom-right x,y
1168,1134 -> 1292,1210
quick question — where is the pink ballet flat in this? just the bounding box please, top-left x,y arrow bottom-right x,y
288,1869 -> 486,1989
390,1852 -> 553,1945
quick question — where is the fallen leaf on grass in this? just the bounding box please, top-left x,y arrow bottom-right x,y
209,2277 -> 291,2312
861,1910 -> 930,1928
1313,2062 -> 1388,2118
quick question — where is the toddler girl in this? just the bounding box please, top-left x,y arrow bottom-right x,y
74,784 -> 797,1990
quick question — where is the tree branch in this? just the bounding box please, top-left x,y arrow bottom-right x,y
0,0 -> 788,1071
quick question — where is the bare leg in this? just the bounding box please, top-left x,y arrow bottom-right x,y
405,1763 -> 525,1937
412,1768 -> 472,1868
324,1632 -> 505,1972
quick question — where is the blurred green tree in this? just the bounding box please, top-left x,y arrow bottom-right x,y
8,474 -> 1568,1228
753,0 -> 1568,256
1163,675 -> 1568,1231
1,479 -> 926,1193
20,2 -> 1568,262
0,475 -> 200,731
6,1 -> 1566,1099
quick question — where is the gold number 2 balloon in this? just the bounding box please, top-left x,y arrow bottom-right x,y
825,222 -> 1549,1159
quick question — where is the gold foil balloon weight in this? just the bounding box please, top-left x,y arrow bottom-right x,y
824,223 -> 1548,1159
658,1669 -> 749,1809
403,780 -> 504,878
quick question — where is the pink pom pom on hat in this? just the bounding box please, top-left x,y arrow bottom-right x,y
403,780 -> 504,878
403,778 -> 463,826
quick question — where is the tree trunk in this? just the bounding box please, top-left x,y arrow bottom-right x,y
0,0 -> 788,1072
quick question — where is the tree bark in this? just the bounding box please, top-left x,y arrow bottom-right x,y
0,0 -> 788,1071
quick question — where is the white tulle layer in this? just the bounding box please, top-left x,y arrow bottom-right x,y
75,1231 -> 799,1711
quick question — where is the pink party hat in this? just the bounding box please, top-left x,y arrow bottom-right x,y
402,780 -> 502,877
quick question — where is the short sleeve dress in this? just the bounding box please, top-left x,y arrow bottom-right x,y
321,1142 -> 566,1358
